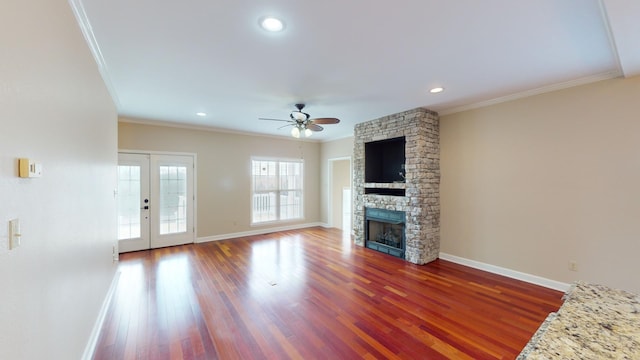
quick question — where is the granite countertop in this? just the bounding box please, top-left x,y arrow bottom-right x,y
518,282 -> 640,359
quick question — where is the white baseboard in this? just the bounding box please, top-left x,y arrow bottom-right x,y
439,253 -> 571,292
196,222 -> 326,243
82,270 -> 121,360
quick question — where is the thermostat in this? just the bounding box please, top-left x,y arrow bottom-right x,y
18,158 -> 42,178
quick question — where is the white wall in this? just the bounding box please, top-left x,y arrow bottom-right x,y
441,76 -> 640,294
0,1 -> 118,359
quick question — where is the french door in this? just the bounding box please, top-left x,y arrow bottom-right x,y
117,152 -> 195,253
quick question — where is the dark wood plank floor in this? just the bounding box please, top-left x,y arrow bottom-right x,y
93,227 -> 563,360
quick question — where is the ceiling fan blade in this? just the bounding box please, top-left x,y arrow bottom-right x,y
277,123 -> 293,130
310,117 -> 340,124
307,124 -> 324,132
259,117 -> 292,122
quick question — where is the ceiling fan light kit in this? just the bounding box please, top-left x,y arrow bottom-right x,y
260,103 -> 340,138
290,124 -> 313,138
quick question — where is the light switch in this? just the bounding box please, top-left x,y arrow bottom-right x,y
9,219 -> 21,250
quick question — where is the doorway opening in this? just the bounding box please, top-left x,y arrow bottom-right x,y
329,157 -> 352,235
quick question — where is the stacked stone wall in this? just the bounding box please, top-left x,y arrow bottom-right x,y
353,107 -> 440,264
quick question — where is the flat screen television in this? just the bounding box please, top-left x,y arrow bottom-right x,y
364,136 -> 406,183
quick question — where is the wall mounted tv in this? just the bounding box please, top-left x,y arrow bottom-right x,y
365,136 -> 406,183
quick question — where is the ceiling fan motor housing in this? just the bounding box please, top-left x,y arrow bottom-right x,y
290,111 -> 309,121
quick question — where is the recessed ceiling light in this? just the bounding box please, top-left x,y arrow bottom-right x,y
196,112 -> 207,117
430,87 -> 444,94
259,16 -> 285,32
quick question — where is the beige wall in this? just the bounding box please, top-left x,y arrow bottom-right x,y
119,121 -> 322,238
441,76 -> 640,293
0,1 -> 118,359
320,137 -> 354,225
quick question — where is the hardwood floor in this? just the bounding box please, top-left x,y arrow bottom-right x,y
93,227 -> 563,360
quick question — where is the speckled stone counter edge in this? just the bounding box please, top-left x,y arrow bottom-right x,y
516,282 -> 640,359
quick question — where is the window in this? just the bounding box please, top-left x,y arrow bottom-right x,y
252,159 -> 303,224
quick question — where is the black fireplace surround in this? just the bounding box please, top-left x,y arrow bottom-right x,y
365,208 -> 405,259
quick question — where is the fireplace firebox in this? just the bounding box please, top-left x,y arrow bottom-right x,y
365,208 -> 405,259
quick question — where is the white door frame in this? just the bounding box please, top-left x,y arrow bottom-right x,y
118,150 -> 198,252
327,156 -> 352,231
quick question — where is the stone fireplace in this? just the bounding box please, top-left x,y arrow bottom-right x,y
354,108 -> 440,265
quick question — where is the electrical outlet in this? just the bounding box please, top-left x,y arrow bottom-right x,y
112,245 -> 119,263
568,261 -> 578,272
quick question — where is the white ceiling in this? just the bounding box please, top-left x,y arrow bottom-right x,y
71,0 -> 639,141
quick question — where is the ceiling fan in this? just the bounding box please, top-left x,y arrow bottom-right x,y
259,103 -> 340,138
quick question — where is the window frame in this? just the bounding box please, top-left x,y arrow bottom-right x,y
250,157 -> 304,225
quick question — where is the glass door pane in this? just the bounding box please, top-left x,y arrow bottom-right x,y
159,165 -> 188,235
117,165 -> 141,239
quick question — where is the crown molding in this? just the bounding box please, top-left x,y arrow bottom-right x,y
439,70 -> 622,116
68,0 -> 121,108
118,116 -> 322,142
